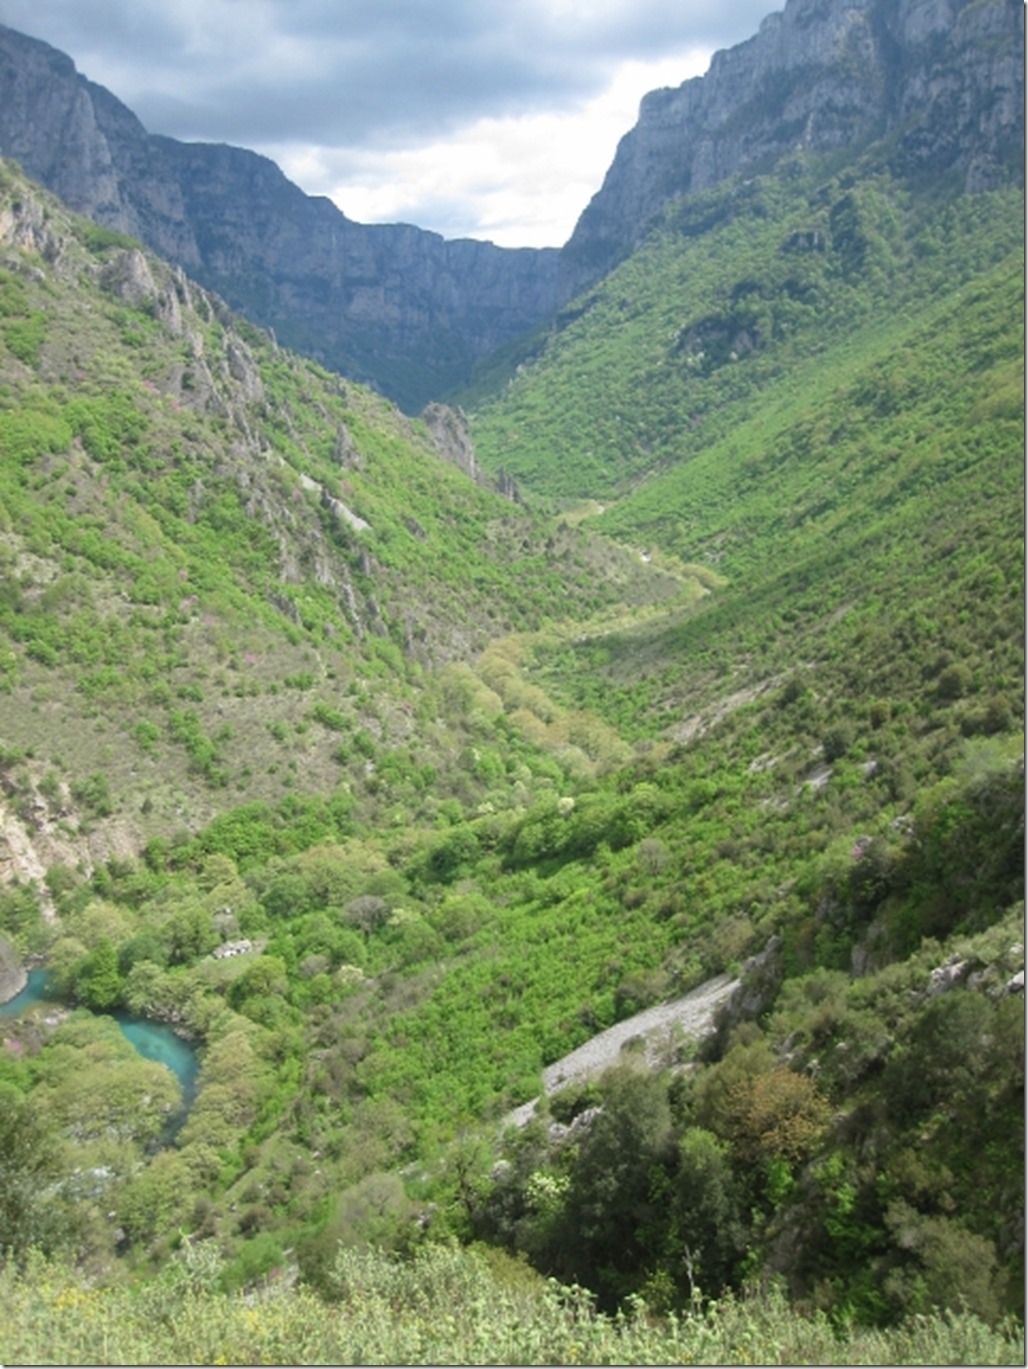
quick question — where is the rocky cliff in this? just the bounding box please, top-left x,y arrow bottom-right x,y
0,0 -> 1021,404
561,0 -> 1024,294
0,23 -> 559,412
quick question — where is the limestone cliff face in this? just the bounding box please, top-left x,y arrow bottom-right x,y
420,403 -> 479,483
0,0 -> 1021,403
0,23 -> 560,412
561,0 -> 1024,294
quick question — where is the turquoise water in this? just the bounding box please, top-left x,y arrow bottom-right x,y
114,1012 -> 199,1106
0,967 -> 51,1016
1,969 -> 199,1106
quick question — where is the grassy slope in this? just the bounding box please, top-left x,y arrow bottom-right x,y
468,173 -> 1022,502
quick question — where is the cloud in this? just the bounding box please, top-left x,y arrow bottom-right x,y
267,48 -> 716,246
2,0 -> 772,144
0,0 -> 777,243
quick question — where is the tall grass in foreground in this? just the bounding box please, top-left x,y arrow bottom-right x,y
1,1243 -> 1022,1366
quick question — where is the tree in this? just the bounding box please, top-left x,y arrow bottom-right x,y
346,895 -> 390,934
725,1067 -> 831,1168
46,935 -> 89,997
882,992 -> 995,1127
0,1095 -> 66,1259
883,1202 -> 1005,1325
165,902 -> 218,964
227,955 -> 289,1012
261,872 -> 314,920
117,1150 -> 192,1246
671,1127 -> 745,1297
77,936 -> 122,1010
551,1066 -> 675,1306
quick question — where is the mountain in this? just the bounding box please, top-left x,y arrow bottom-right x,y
0,160 -> 688,870
0,0 -> 1021,409
0,23 -> 560,412
560,0 -> 1024,293
0,0 -> 1022,1355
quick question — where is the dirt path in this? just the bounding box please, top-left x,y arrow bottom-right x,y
508,972 -> 738,1127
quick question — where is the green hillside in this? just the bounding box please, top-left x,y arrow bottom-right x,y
452,164 -> 1025,1328
0,161 -> 689,840
467,173 -> 1024,785
467,170 -> 1022,499
0,146 -> 1023,1365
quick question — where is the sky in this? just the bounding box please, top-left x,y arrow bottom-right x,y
0,0 -> 776,248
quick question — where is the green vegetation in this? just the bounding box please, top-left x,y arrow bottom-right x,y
0,135 -> 1022,1367
1,1243 -> 1021,1366
0,158 -> 683,837
467,171 -> 1022,503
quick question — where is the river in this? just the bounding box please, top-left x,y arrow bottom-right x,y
0,969 -> 200,1110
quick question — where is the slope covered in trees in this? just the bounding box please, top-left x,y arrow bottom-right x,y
0,79 -> 1023,1369
0,160 -> 690,844
456,156 -> 1025,1332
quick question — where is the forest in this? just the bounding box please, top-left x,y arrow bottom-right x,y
0,133 -> 1023,1368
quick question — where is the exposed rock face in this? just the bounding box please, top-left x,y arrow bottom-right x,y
706,937 -> 785,1058
0,23 -> 560,412
560,0 -> 1025,295
420,403 -> 530,503
0,0 -> 1021,401
0,936 -> 26,1005
420,403 -> 479,483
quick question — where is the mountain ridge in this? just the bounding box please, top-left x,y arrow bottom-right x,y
560,0 -> 1024,293
0,22 -> 560,411
0,0 -> 1022,408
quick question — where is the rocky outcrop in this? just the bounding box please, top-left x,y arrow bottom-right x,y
0,23 -> 560,412
560,0 -> 1025,295
0,936 -> 26,1005
705,937 -> 786,1059
420,404 -> 479,483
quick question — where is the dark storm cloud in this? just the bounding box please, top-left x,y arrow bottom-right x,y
0,0 -> 775,149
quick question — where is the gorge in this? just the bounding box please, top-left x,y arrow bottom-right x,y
0,0 -> 1021,409
0,0 -> 1021,1359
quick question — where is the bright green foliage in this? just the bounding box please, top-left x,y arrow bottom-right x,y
469,175 -> 1021,501
29,1015 -> 182,1145
0,138 -> 1021,1354
0,163 -> 677,834
75,937 -> 122,1010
